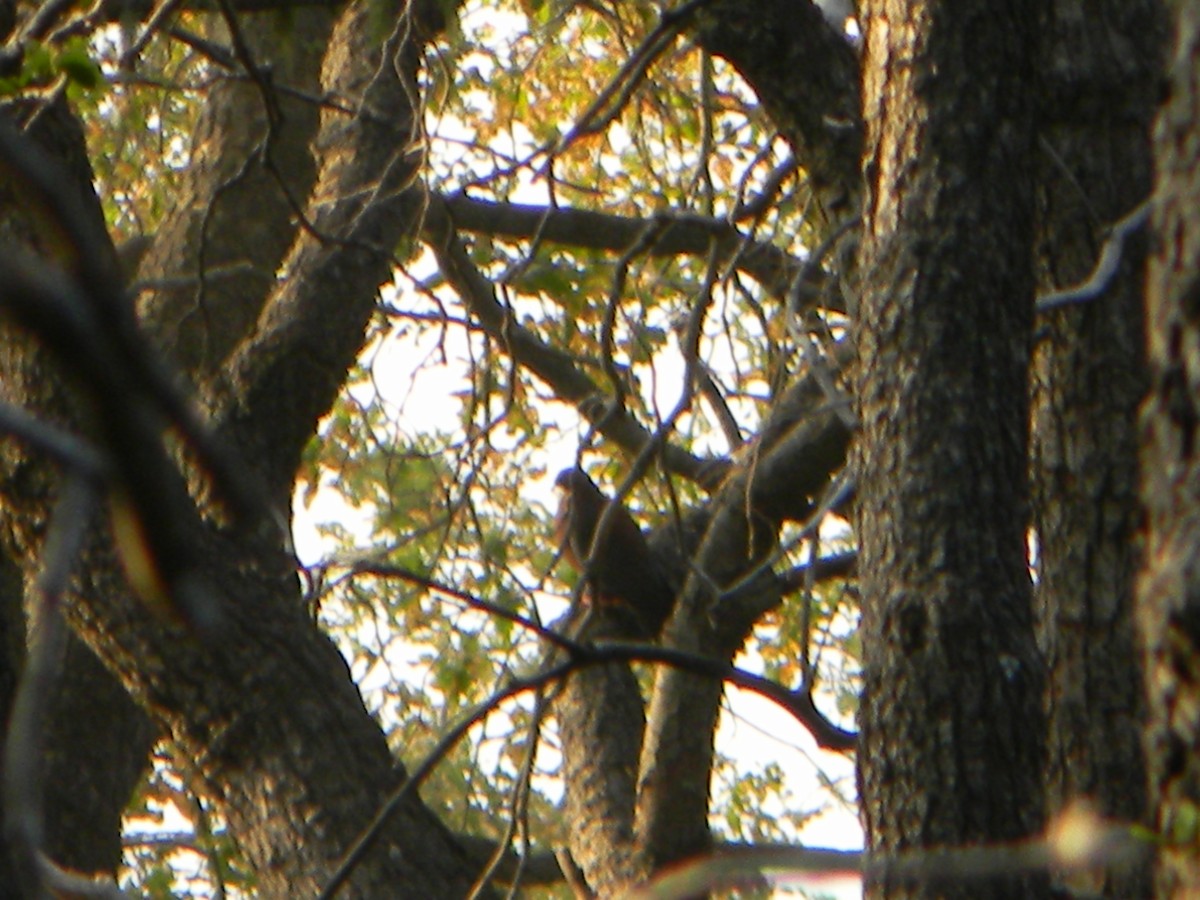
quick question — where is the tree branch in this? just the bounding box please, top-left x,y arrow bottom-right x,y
692,0 -> 863,215
422,191 -> 726,487
213,3 -> 444,504
443,192 -> 813,304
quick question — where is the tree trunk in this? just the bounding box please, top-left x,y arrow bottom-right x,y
1030,2 -> 1164,896
1139,1 -> 1200,895
854,2 -> 1048,898
39,631 -> 156,874
0,2 -> 483,895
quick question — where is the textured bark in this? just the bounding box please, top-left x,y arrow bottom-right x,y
7,13 -> 336,879
0,2 -> 483,895
211,1 -> 444,504
136,8 -> 336,385
69,529 -> 480,898
1139,2 -> 1200,895
1030,2 -> 1164,896
854,2 -> 1048,898
0,103 -> 157,887
692,0 -> 862,216
40,631 -> 156,873
558,630 -> 650,895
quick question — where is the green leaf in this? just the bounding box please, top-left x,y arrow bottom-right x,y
56,39 -> 105,91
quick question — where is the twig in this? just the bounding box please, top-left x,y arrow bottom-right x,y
318,636 -> 856,897
339,562 -> 575,651
120,0 -> 187,68
1035,198 -> 1151,312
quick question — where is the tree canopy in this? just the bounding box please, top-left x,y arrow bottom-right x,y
0,0 -> 1189,898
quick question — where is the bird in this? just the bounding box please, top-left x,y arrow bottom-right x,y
553,467 -> 675,638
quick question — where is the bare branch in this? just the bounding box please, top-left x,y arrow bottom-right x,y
424,192 -> 725,486
1035,198 -> 1151,312
443,193 -> 809,305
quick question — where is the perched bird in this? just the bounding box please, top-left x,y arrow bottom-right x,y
554,467 -> 675,637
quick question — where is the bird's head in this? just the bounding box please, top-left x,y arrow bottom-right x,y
554,466 -> 602,499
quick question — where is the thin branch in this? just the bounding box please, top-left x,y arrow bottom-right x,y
778,549 -> 856,592
466,692 -> 550,899
1035,198 -> 1151,312
543,0 -> 714,170
216,0 -> 283,131
0,403 -> 109,480
119,0 -> 187,68
627,803 -> 1147,900
320,635 -> 855,897
336,562 -> 575,651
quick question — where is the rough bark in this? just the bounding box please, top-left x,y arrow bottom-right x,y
39,630 -> 157,874
854,2 -> 1048,898
692,0 -> 862,216
210,0 -> 445,504
1139,1 -> 1200,895
0,2 -> 484,895
1030,2 -> 1164,896
0,101 -> 158,888
136,7 -> 337,385
558,617 -> 650,895
3,19 -> 333,881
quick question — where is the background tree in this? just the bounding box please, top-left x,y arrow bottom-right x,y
0,0 -> 1172,898
1031,1 -> 1162,896
1140,0 -> 1200,896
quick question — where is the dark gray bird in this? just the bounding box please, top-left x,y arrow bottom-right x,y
553,467 -> 675,637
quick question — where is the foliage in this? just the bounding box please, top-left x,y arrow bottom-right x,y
34,0 -> 860,891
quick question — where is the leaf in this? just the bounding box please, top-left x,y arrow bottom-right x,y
56,39 -> 105,91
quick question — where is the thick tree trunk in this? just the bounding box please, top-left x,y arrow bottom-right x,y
135,8 -> 335,385
0,2 -> 483,895
854,2 -> 1048,898
40,631 -> 156,874
1030,2 -> 1163,896
1139,2 -> 1200,896
0,101 -> 157,886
